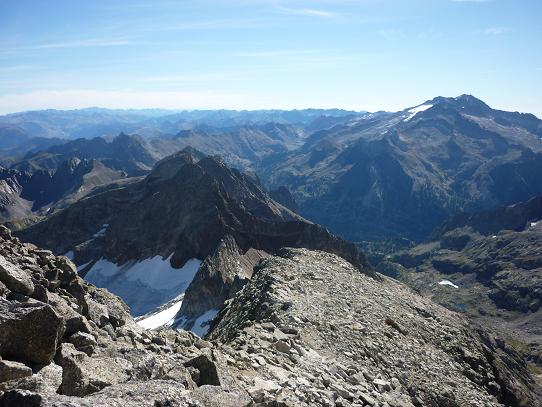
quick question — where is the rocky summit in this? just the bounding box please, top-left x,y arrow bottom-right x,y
0,226 -> 541,406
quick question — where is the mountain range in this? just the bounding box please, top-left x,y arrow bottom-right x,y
1,95 -> 542,405
262,95 -> 542,242
3,95 -> 541,245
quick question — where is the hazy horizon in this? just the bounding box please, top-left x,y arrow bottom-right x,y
4,93 -> 541,119
1,0 -> 541,115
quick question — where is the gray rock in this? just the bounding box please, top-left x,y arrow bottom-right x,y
47,292 -> 92,336
373,379 -> 391,392
0,389 -> 42,407
83,296 -> 109,327
359,392 -> 376,406
55,342 -> 133,396
1,382 -> 194,407
0,298 -> 64,365
0,255 -> 34,296
247,377 -> 281,402
0,360 -> 32,383
0,363 -> 62,394
184,353 -> 221,386
68,332 -> 97,356
273,340 -> 291,354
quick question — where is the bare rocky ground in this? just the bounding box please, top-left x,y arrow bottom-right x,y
0,226 -> 541,406
0,225 -> 250,406
209,249 -> 541,407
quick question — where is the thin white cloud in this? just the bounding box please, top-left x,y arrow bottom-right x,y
234,49 -> 326,57
483,27 -> 509,35
2,38 -> 140,53
276,5 -> 337,17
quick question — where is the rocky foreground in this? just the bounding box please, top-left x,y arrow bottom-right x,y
1,226 -> 541,406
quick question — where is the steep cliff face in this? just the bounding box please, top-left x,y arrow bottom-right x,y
172,235 -> 268,333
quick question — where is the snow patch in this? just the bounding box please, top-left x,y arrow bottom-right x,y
404,104 -> 433,122
530,221 -> 540,228
76,260 -> 91,272
191,309 -> 219,337
136,295 -> 184,330
84,255 -> 201,316
63,251 -> 74,260
93,224 -> 109,238
439,279 -> 459,289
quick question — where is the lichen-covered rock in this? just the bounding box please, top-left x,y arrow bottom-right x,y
0,360 -> 32,383
0,255 -> 34,296
0,298 -> 64,365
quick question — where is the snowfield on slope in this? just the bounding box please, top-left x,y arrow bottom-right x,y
136,294 -> 185,330
84,255 -> 201,316
404,104 -> 433,121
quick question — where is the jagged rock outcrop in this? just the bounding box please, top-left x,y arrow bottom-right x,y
173,235 -> 268,331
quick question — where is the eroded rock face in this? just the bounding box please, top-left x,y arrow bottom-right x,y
174,235 -> 268,331
209,248 -> 542,406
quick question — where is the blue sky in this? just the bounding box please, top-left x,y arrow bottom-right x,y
0,0 -> 541,115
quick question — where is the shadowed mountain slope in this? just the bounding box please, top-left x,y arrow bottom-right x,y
17,149 -> 372,332
264,95 -> 542,242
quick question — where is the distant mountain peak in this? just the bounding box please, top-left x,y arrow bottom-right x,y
424,94 -> 492,115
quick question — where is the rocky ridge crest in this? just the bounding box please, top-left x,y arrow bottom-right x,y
0,229 -> 541,405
